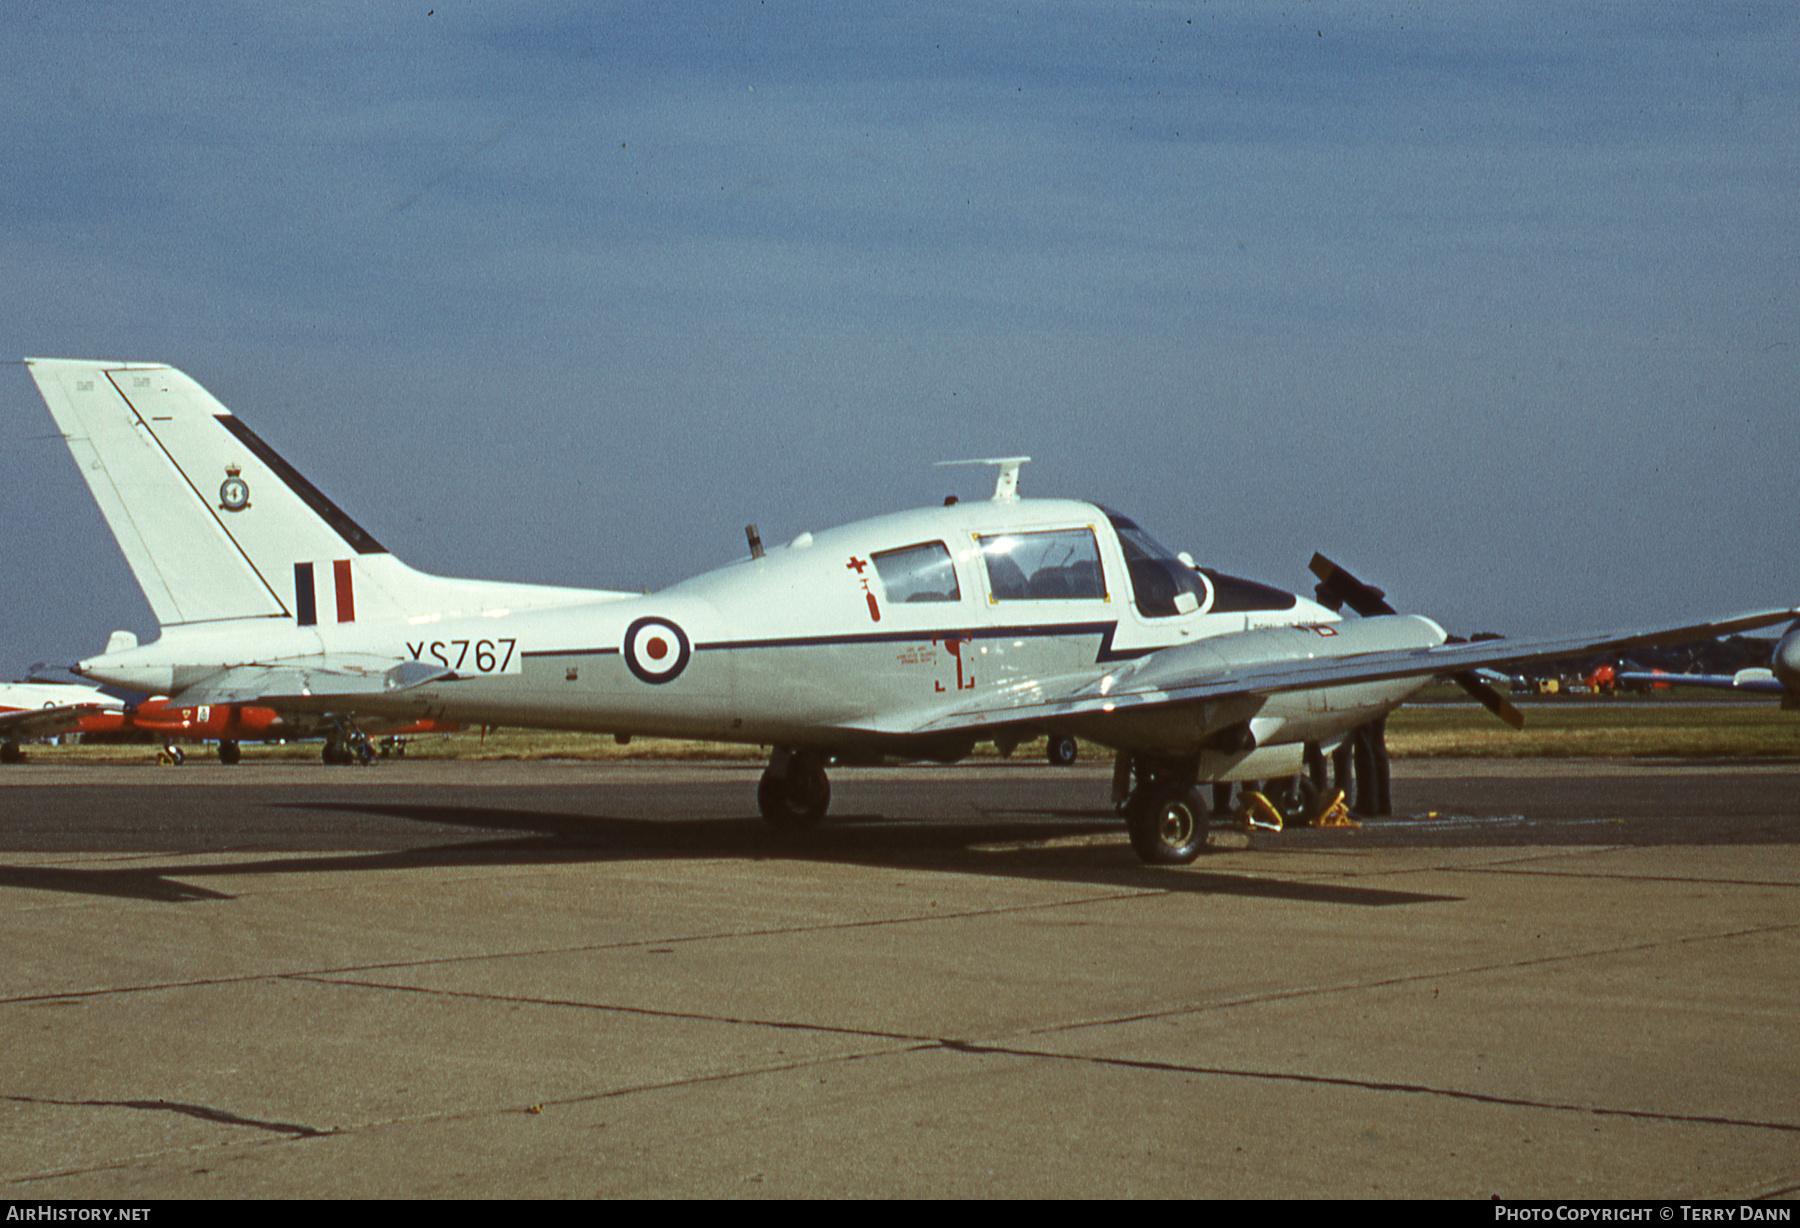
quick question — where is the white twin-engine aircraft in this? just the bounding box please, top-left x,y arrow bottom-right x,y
24,358 -> 1799,864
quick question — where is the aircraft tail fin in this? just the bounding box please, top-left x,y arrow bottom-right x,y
26,359 -> 623,630
26,360 -> 394,628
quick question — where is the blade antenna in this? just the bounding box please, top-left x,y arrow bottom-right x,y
935,456 -> 1031,502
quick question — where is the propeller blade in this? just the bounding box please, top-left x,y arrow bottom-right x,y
1307,553 -> 1524,729
1453,670 -> 1526,730
1308,553 -> 1397,618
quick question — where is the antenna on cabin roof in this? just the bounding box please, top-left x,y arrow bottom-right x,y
934,456 -> 1031,502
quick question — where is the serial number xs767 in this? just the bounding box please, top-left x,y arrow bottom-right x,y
405,638 -> 521,674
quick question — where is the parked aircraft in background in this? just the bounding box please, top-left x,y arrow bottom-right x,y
0,680 -> 125,762
1619,624 -> 1800,707
0,673 -> 449,764
24,358 -> 1799,863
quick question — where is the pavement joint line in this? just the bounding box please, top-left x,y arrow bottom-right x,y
933,1040 -> 1800,1135
1017,918 -> 1800,1037
1455,866 -> 1800,888
1267,845 -> 1800,889
6,1041 -> 941,1188
1231,846 -> 1626,879
285,972 -> 944,1043
26,866 -> 1775,1012
1291,838 -> 1800,888
6,888 -> 1790,1013
0,888 -> 1166,1007
13,1013 -> 1800,1192
6,1135 -> 313,1191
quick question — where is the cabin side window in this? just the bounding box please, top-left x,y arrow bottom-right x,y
872,541 -> 961,603
976,529 -> 1107,602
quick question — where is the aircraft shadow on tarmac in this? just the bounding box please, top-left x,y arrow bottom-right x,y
0,801 -> 1459,909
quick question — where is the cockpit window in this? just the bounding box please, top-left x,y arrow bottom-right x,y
1201,569 -> 1299,613
872,541 -> 961,603
977,529 -> 1106,602
1103,510 -> 1208,618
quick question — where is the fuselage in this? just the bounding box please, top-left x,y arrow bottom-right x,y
76,497 -> 1439,770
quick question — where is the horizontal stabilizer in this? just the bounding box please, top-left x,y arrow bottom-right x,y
175,658 -> 459,708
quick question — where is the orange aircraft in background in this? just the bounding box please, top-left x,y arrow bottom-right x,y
1,680 -> 454,764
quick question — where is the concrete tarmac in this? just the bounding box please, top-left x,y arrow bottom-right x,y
0,757 -> 1796,1198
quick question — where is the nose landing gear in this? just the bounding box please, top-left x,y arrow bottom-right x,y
1112,753 -> 1213,865
757,748 -> 831,831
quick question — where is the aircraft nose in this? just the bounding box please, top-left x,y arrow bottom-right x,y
1773,624 -> 1800,693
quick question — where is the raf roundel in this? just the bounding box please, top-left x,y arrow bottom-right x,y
623,617 -> 692,684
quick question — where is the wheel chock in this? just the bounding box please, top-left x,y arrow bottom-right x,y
1237,790 -> 1283,832
1309,788 -> 1359,828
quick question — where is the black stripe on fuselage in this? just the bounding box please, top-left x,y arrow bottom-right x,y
522,622 -> 1160,665
521,647 -> 621,659
215,415 -> 387,555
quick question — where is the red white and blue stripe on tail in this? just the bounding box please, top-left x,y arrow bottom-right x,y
294,560 -> 357,626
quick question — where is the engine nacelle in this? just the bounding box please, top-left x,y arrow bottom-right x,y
1772,625 -> 1800,695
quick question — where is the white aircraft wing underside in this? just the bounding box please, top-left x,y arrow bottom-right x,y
874,606 -> 1800,737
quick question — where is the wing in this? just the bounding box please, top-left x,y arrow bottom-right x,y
0,704 -> 113,740
1617,669 -> 1785,695
871,606 -> 1800,737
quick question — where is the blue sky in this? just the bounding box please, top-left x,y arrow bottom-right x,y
2,1 -> 1795,676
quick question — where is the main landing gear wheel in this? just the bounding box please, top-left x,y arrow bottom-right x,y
1268,774 -> 1319,827
218,740 -> 241,766
1126,782 -> 1211,865
1046,734 -> 1078,767
758,752 -> 831,831
0,742 -> 22,765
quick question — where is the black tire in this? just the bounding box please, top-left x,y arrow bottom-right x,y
1269,774 -> 1318,826
218,741 -> 241,766
1,743 -> 22,765
1127,782 -> 1211,865
757,759 -> 831,831
1046,734 -> 1078,767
